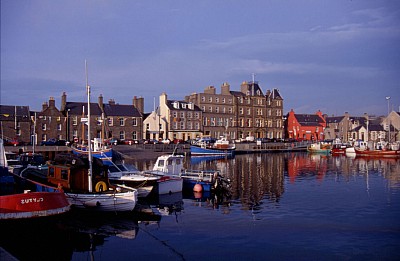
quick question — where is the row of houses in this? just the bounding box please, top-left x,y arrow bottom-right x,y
1,80 -> 399,145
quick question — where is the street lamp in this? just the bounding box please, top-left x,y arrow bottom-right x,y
385,96 -> 391,115
385,96 -> 391,142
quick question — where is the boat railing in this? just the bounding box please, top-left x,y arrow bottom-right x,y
181,169 -> 219,182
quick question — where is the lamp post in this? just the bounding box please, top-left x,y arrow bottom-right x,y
385,96 -> 391,142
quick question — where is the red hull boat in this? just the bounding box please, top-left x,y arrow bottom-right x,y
0,177 -> 70,220
354,148 -> 400,158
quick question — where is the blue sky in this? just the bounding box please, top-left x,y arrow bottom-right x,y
1,0 -> 399,116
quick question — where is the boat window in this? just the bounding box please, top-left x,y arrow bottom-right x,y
176,159 -> 181,165
49,167 -> 55,177
61,169 -> 68,180
158,160 -> 164,167
108,166 -> 119,173
116,164 -> 127,171
168,160 -> 173,165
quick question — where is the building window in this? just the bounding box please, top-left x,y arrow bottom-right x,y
201,106 -> 205,112
222,98 -> 226,103
247,108 -> 251,115
208,106 -> 212,112
228,99 -> 232,104
203,117 -> 208,126
215,97 -> 219,103
180,112 -> 184,118
187,122 -> 192,130
73,130 -> 78,137
42,124 -> 46,131
173,111 -> 177,118
72,116 -> 78,125
16,129 -> 21,136
132,131 -> 137,140
228,108 -> 233,114
119,118 -> 125,126
57,124 -> 62,131
108,118 -> 113,126
215,107 -> 219,113
195,112 -> 199,119
187,112 -> 192,118
42,134 -> 46,141
239,108 -> 243,115
201,96 -> 205,102
119,131 -> 125,140
180,122 -> 185,129
96,117 -> 102,126
208,97 -> 212,102
217,118 -> 223,126
132,118 -> 137,126
173,122 -> 178,129
146,123 -> 150,130
195,122 -> 200,130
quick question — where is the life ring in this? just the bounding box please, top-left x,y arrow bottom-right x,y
95,181 -> 108,192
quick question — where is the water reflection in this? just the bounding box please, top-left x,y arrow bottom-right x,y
1,152 -> 399,260
187,153 -> 400,209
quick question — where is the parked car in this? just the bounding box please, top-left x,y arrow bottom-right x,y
105,138 -> 119,145
55,139 -> 68,146
161,139 -> 171,144
144,139 -> 160,144
121,139 -> 138,145
41,138 -> 58,146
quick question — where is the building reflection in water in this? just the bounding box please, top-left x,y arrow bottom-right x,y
189,153 -> 400,210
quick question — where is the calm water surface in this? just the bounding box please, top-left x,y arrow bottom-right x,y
1,152 -> 399,261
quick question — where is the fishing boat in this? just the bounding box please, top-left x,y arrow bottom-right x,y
149,153 -> 229,192
354,141 -> 400,158
190,136 -> 235,156
330,139 -> 350,155
0,139 -> 70,220
307,142 -> 331,154
103,159 -> 155,198
71,137 -> 113,165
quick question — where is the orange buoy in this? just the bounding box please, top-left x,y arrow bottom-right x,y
193,191 -> 202,199
193,183 -> 203,192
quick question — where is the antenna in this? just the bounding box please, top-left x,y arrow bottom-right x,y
85,60 -> 93,193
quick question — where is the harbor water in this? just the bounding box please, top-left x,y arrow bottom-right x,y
1,152 -> 399,260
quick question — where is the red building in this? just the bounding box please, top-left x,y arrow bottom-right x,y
286,109 -> 326,141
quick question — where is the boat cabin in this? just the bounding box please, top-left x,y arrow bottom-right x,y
152,155 -> 184,176
47,154 -> 110,193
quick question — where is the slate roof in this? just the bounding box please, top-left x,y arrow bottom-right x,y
65,102 -> 103,116
326,116 -> 345,124
230,91 -> 246,97
294,114 -> 325,126
166,100 -> 202,111
267,89 -> 283,100
103,104 -> 142,117
0,105 -> 30,121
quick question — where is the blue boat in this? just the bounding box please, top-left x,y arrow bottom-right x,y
150,153 -> 229,192
190,136 -> 235,156
71,138 -> 114,165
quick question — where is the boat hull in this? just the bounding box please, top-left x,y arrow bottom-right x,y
354,149 -> 400,158
66,189 -> 137,211
157,177 -> 183,194
190,145 -> 235,156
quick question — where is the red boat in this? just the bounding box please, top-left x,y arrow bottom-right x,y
0,174 -> 71,220
0,139 -> 71,220
354,147 -> 400,158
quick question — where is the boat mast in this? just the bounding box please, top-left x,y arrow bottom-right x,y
86,60 -> 93,192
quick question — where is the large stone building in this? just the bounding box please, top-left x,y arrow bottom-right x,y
185,80 -> 284,140
144,93 -> 202,141
59,92 -> 143,144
